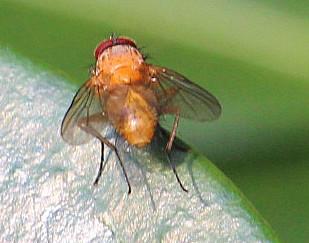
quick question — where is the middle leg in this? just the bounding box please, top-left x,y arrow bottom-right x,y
165,113 -> 188,192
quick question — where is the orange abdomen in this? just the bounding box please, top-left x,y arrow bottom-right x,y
106,86 -> 158,147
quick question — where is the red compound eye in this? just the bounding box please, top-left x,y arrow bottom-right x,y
94,37 -> 137,59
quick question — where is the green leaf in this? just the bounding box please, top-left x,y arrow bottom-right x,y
1,1 -> 308,242
0,50 -> 278,242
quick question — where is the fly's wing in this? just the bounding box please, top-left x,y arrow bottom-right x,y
150,66 -> 222,121
61,81 -> 107,145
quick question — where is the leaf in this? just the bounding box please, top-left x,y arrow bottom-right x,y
3,1 -> 308,241
0,50 -> 279,242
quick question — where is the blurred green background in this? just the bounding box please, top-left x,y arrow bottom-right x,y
1,0 -> 308,242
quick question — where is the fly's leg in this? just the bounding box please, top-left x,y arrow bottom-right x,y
165,113 -> 180,151
79,123 -> 132,194
165,113 -> 188,192
93,141 -> 105,185
78,114 -> 108,186
159,126 -> 189,152
166,153 -> 188,192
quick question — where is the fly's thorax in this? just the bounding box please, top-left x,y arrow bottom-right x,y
96,45 -> 145,87
105,85 -> 158,147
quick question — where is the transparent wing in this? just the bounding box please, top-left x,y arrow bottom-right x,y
150,66 -> 222,121
61,81 -> 107,145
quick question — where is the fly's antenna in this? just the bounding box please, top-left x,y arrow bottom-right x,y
88,63 -> 96,76
110,32 -> 118,44
138,46 -> 151,60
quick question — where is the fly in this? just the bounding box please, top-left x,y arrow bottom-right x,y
61,35 -> 221,194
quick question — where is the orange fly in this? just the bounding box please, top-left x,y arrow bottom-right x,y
61,35 -> 221,194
